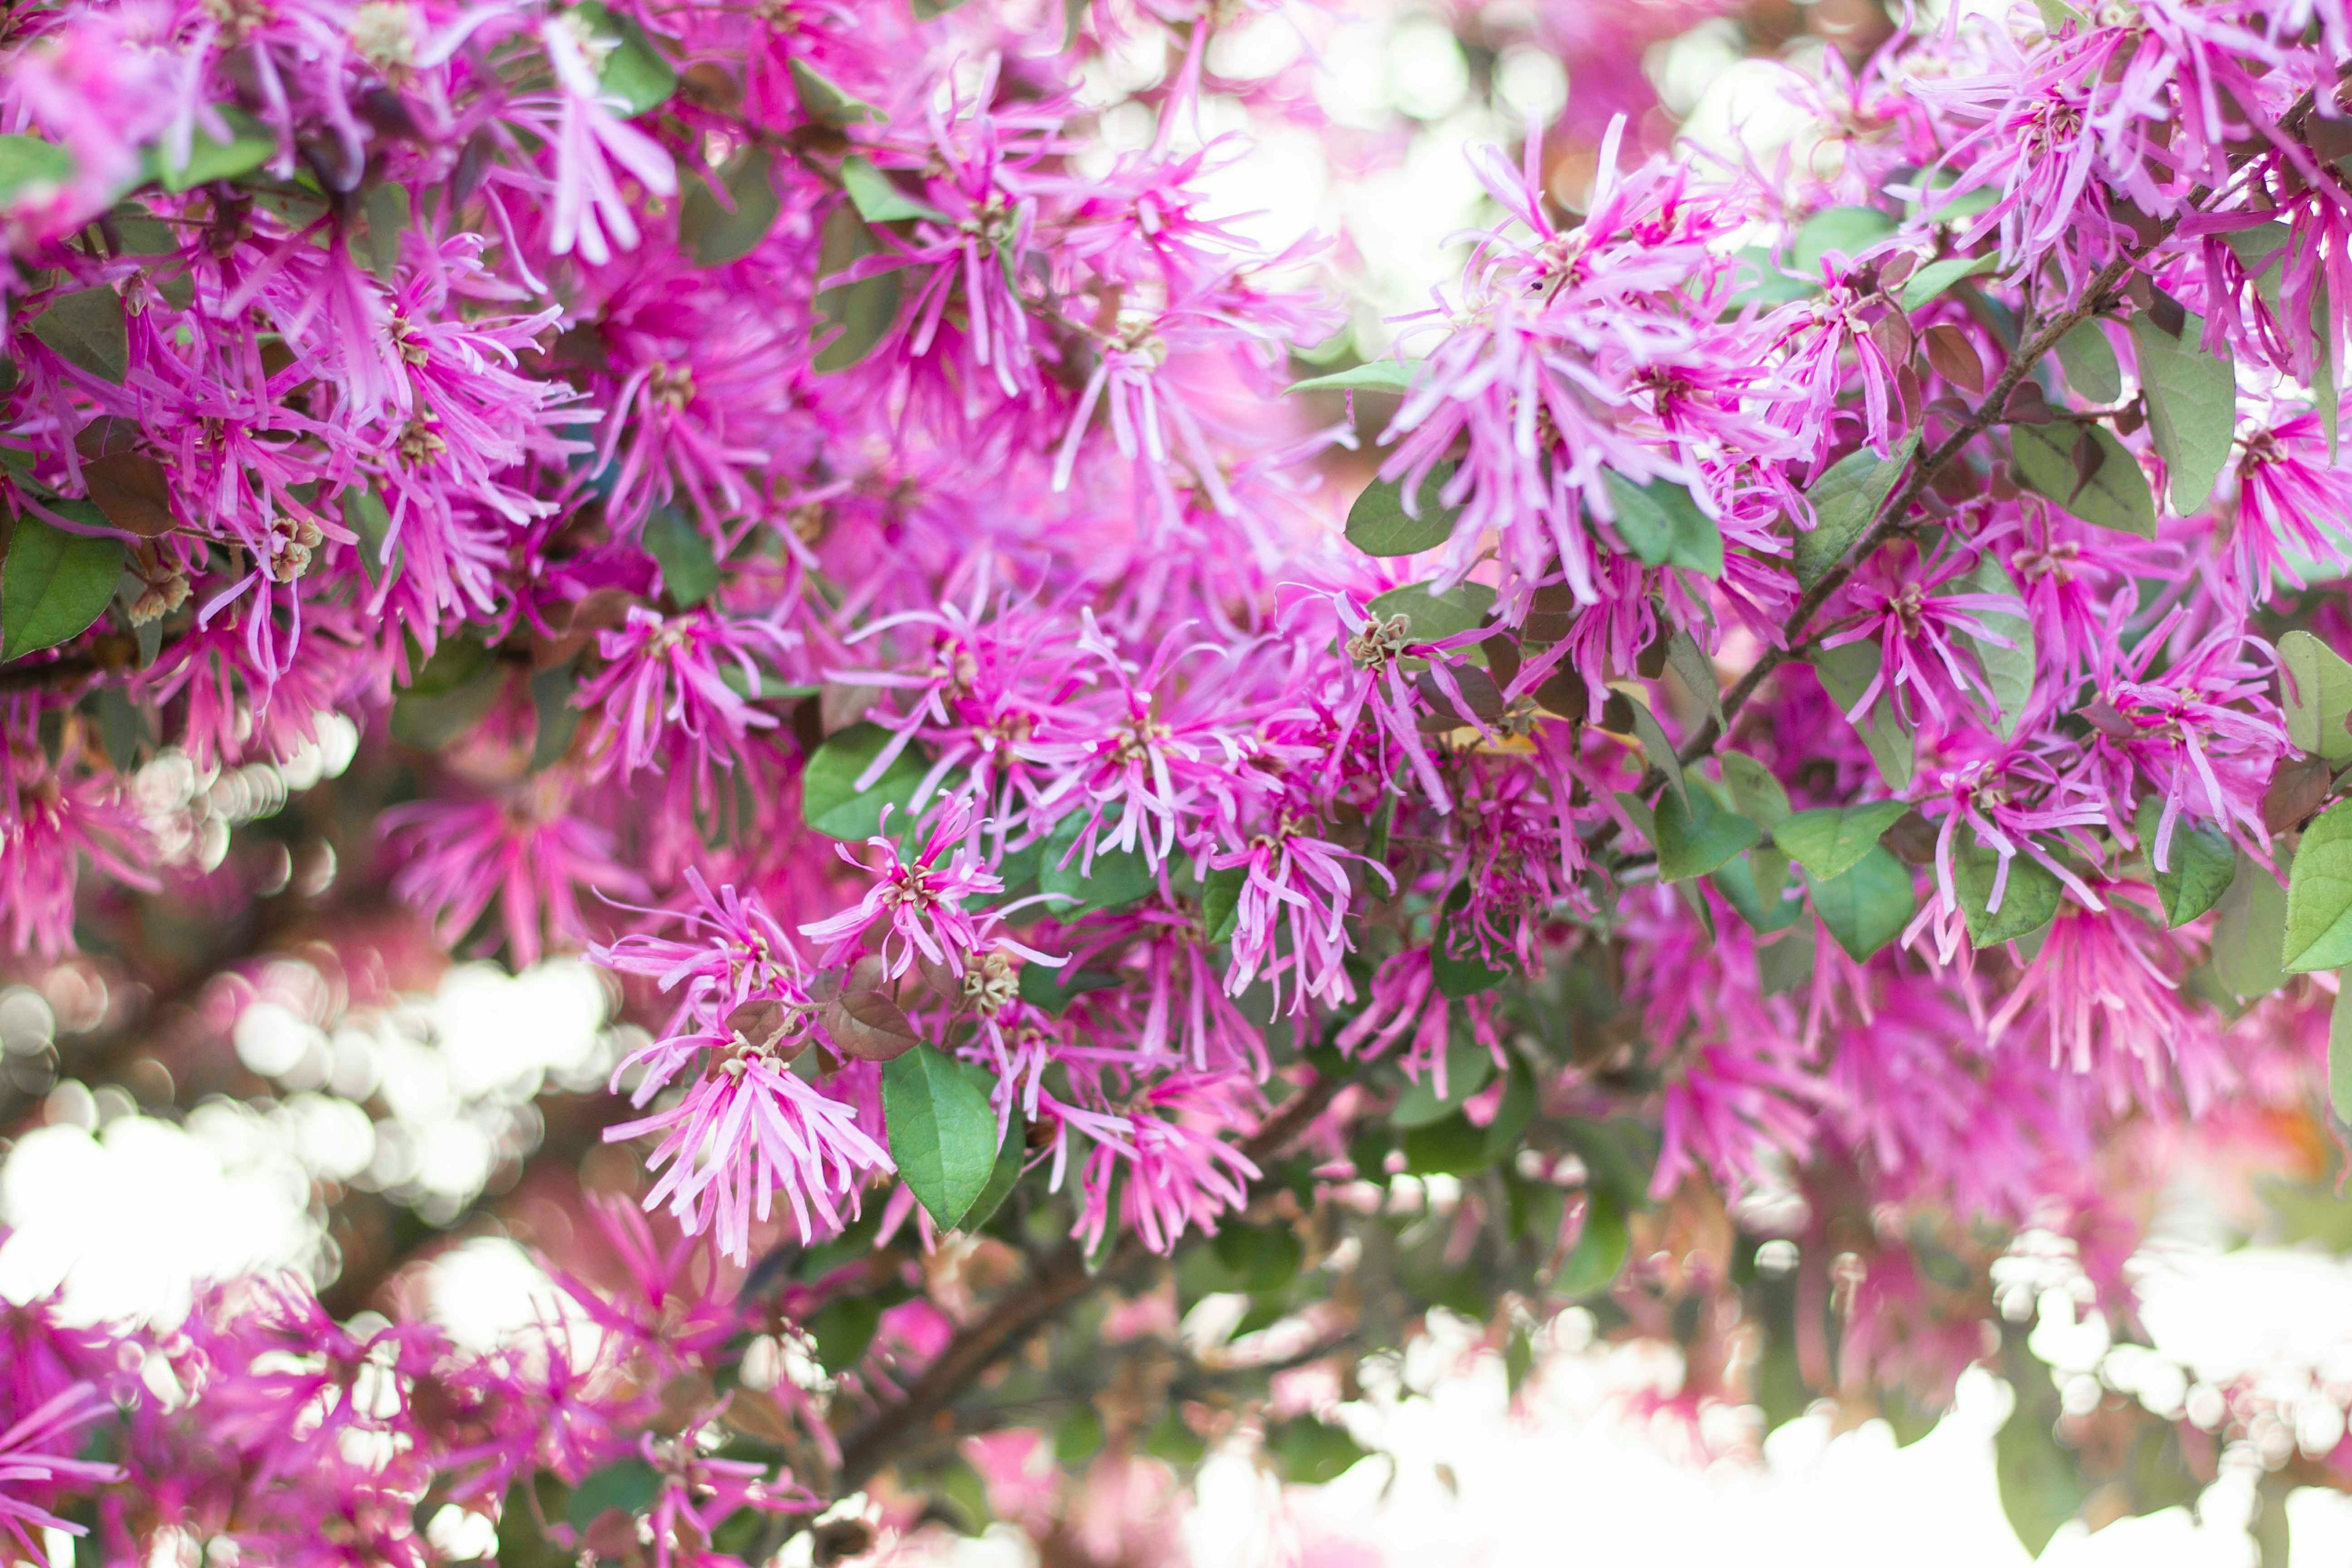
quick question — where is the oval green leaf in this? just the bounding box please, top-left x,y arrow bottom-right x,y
881,1046 -> 1001,1229
2286,802 -> 2352,973
801,721 -> 929,840
2130,312 -> 2236,513
1601,472 -> 1721,577
1807,843 -> 1916,962
1345,464 -> 1460,558
1951,843 -> 2063,948
1771,801 -> 1910,883
1,514 -> 126,662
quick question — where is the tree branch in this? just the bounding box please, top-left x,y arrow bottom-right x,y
1673,241 -> 2149,769
832,1069 -> 1345,1489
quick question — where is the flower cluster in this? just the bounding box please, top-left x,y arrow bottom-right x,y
8,0 -> 2352,1553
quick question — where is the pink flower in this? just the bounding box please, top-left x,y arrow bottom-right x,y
1053,1075 -> 1262,1256
532,16 -> 679,266
383,782 -> 648,967
1816,543 -> 2024,726
578,606 -> 798,787
799,795 -> 1050,981
0,1385 -> 126,1553
609,1054 -> 893,1262
2231,412 -> 2352,596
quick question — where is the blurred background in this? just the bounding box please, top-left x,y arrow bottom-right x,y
10,0 -> 2352,1562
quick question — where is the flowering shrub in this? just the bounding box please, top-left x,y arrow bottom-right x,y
7,0 -> 2352,1559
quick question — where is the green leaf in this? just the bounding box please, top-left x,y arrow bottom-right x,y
1662,627 -> 1722,733
1,516 -> 126,662
1480,1058 -> 1536,1162
1430,936 -> 1510,998
341,483 -> 398,586
1951,842 -> 2064,947
1811,640 -> 1915,791
567,1458 -> 661,1531
1212,1223 -> 1303,1294
882,1047 -> 1001,1229
529,662 -> 581,772
1757,922 -> 1818,993
961,1125 -> 1026,1233
1627,700 -> 1684,818
391,646 -> 504,750
680,147 -> 780,266
1016,960 -> 1118,1016
1399,1112 -> 1493,1175
1712,846 -> 1807,934
2056,320 -> 2122,404
2009,422 -> 2155,538
1038,816 -> 1154,913
790,58 -> 878,125
2131,312 -> 2237,513
1265,1418 -> 1371,1485
0,135 -> 72,204
2211,846 -> 2289,998
1555,1190 -> 1629,1298
94,685 -> 150,771
800,721 -> 929,840
1364,580 -> 1494,644
1995,1384 -> 2088,1556
151,108 -> 274,193
2278,630 -> 2352,764
2134,799 -> 2236,928
1601,472 -> 1721,576
1718,752 -> 1792,827
1345,464 -> 1459,558
1772,801 -> 1909,882
642,508 -> 720,607
1201,865 -> 1246,941
1726,245 -> 1817,309
1052,1404 -> 1104,1467
1807,845 -> 1916,962
1796,435 -> 1918,589
1900,253 -> 1998,312
361,181 -> 409,282
1289,360 -> 1423,395
812,205 -> 901,374
1792,205 -> 1896,273
839,154 -> 946,225
2325,974 -> 2352,1128
575,1 -> 676,116
1654,785 -> 1762,884
805,1295 -> 883,1370
2286,802 -> 2352,973
1957,554 -> 2035,736
29,288 -> 128,384
1390,1035 -> 1495,1128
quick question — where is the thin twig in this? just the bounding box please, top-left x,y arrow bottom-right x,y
832,1069 -> 1344,1488
1657,243 -> 2155,782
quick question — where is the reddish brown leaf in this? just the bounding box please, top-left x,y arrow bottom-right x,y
2002,379 -> 2054,424
826,987 -> 921,1063
1923,323 -> 1985,394
1868,312 -> 1913,368
1415,665 -> 1507,726
2077,695 -> 2135,740
2264,752 -> 2334,833
1534,665 -> 1590,720
2069,424 -> 2107,497
83,451 -> 177,537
